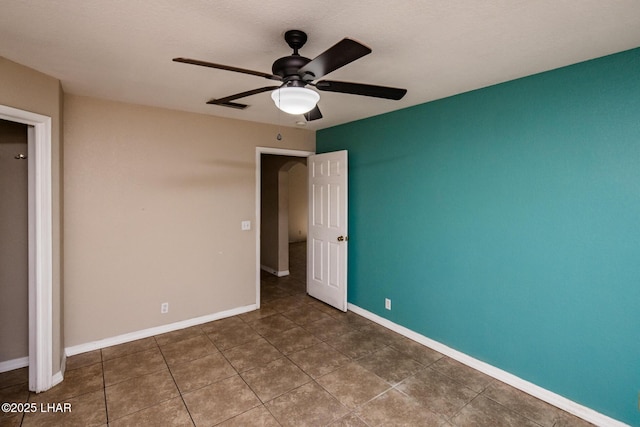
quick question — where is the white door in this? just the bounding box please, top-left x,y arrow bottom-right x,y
307,150 -> 348,311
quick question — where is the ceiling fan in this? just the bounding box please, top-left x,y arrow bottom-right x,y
173,30 -> 407,121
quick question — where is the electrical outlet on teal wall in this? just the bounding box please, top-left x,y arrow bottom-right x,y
318,48 -> 640,426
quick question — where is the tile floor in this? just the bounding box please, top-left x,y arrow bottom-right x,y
0,243 -> 594,426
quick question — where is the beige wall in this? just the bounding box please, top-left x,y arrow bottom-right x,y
0,57 -> 64,374
288,162 -> 308,242
260,155 -> 280,273
0,120 -> 28,363
63,95 -> 314,346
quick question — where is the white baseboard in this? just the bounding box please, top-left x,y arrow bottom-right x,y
260,265 -> 290,277
0,358 -> 64,393
65,304 -> 257,357
51,371 -> 64,388
0,356 -> 28,373
347,304 -> 628,427
57,351 -> 66,385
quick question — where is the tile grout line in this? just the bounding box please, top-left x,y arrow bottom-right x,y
100,349 -> 109,425
154,335 -> 198,427
207,318 -> 292,426
477,388 -> 549,427
202,325 -> 276,425
233,360 -> 283,425
102,340 -> 187,424
449,393 -> 485,426
215,300 -> 357,425
393,371 -> 474,426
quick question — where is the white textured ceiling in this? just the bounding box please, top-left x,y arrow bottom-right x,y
1,1 -> 639,130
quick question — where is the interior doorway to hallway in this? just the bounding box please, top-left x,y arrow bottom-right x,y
255,147 -> 313,308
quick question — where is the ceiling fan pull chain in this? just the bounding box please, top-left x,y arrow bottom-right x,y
276,89 -> 283,141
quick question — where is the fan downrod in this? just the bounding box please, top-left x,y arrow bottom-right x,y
272,30 -> 312,81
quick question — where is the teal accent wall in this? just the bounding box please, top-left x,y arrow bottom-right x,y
317,48 -> 640,425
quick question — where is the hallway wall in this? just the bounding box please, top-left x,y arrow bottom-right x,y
288,162 -> 307,243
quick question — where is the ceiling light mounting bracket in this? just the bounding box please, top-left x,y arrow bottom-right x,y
284,29 -> 308,55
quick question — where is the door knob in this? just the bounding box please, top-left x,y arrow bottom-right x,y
337,236 -> 348,242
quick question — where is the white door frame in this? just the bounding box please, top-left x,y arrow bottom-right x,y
0,105 -> 53,392
255,147 -> 314,308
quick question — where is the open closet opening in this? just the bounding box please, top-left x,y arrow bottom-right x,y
0,119 -> 29,382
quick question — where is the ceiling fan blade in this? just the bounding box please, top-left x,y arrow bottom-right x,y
208,101 -> 249,110
315,80 -> 407,100
207,86 -> 281,106
173,58 -> 282,81
297,39 -> 371,81
304,105 -> 323,121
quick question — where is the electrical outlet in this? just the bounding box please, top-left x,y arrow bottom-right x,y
385,298 -> 391,310
241,220 -> 251,231
161,302 -> 169,314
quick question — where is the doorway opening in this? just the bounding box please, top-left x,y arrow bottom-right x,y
0,119 -> 29,380
0,105 -> 54,392
255,147 -> 313,308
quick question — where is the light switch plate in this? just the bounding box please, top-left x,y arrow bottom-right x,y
241,220 -> 251,231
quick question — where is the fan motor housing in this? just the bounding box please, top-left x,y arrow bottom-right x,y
272,55 -> 311,80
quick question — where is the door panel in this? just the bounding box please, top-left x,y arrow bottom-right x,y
311,238 -> 323,282
307,150 -> 348,311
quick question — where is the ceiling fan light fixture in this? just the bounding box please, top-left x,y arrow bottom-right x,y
271,87 -> 320,115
